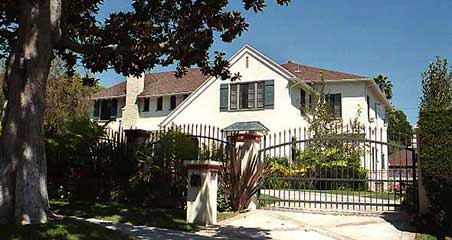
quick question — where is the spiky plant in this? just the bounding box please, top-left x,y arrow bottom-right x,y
228,145 -> 268,211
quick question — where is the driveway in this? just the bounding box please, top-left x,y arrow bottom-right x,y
196,210 -> 416,240
82,210 -> 416,239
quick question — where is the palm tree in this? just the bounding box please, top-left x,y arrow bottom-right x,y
373,74 -> 393,100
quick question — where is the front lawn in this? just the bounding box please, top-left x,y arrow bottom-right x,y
51,200 -> 240,232
0,218 -> 135,240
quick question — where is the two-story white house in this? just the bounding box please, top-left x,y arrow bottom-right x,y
93,44 -> 390,131
92,44 -> 391,170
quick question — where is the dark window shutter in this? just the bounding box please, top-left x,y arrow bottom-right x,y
100,100 -> 110,120
143,98 -> 150,112
257,82 -> 265,108
264,80 -> 274,109
111,99 -> 118,119
93,100 -> 99,120
300,89 -> 306,115
220,83 -> 229,112
333,94 -> 342,118
156,97 -> 163,111
170,96 -> 176,110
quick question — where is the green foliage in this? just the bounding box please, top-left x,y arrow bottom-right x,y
217,187 -> 232,212
418,109 -> 452,230
129,130 -> 197,208
45,57 -> 101,136
373,74 -> 393,100
420,57 -> 452,111
264,148 -> 368,191
387,109 -> 413,146
47,117 -> 137,202
0,1 -> 289,79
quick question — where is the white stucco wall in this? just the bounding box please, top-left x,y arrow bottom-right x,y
136,94 -> 187,130
162,50 -> 310,133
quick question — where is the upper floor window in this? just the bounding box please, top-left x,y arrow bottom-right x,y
327,94 -> 342,118
170,96 -> 176,110
156,96 -> 163,111
367,95 -> 370,121
93,99 -> 118,121
143,98 -> 150,112
220,80 -> 273,112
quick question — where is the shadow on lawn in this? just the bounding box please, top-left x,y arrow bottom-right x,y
51,200 -> 195,231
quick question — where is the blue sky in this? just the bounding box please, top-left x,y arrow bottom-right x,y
92,0 -> 452,125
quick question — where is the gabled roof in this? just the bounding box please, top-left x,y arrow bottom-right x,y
93,49 -> 369,100
281,62 -> 367,82
138,68 -> 208,97
92,81 -> 127,99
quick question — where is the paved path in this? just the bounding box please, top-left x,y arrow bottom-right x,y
77,210 -> 416,240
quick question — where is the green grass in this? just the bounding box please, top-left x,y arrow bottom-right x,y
416,233 -> 437,240
51,200 -> 197,231
51,200 -> 241,232
259,194 -> 282,207
0,218 -> 135,240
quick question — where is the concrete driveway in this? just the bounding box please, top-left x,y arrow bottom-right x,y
196,210 -> 416,240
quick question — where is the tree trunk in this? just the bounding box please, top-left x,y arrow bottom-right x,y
0,0 -> 60,224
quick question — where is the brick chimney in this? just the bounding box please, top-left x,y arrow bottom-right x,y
122,74 -> 144,129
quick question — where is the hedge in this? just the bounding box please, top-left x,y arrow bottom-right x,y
418,109 -> 452,226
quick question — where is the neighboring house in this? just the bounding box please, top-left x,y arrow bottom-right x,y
92,44 -> 391,169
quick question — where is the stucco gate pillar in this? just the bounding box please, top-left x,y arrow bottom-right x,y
184,160 -> 221,226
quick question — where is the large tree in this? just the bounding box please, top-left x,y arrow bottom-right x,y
0,0 -> 290,225
420,57 -> 452,111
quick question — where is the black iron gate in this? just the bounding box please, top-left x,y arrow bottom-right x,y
258,127 -> 417,212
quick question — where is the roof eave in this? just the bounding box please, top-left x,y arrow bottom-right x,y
92,95 -> 126,100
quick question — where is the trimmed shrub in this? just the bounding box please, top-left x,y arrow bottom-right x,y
419,109 -> 452,230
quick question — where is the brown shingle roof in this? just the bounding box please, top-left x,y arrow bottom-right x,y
281,62 -> 367,82
92,81 -> 126,99
93,62 -> 367,99
138,68 -> 208,97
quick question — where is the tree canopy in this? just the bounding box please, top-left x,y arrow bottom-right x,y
0,0 -> 290,80
0,0 -> 291,225
420,57 -> 452,111
387,109 -> 413,146
373,74 -> 393,100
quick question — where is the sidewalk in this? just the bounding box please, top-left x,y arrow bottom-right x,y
78,209 -> 417,240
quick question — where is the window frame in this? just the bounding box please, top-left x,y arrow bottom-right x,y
327,93 -> 342,119
230,81 -> 266,111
